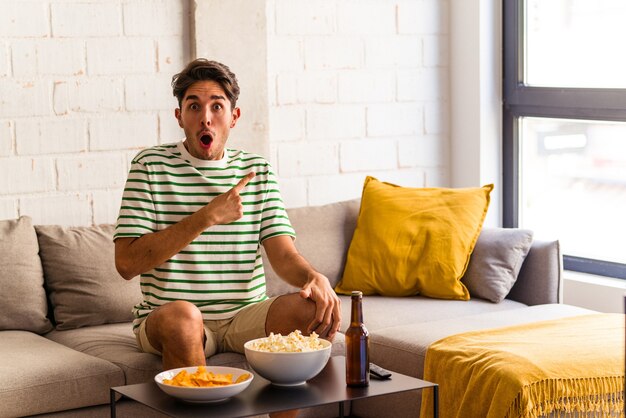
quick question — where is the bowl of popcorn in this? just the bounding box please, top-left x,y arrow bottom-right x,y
244,330 -> 332,386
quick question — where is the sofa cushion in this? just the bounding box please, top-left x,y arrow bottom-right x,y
336,177 -> 493,299
462,228 -> 534,303
337,294 -> 528,334
0,330 -> 124,417
36,224 -> 142,330
0,216 -> 53,334
46,323 -> 163,385
263,199 -> 360,297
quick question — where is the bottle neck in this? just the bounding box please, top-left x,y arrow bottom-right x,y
350,295 -> 363,325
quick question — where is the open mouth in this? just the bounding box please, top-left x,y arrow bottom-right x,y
199,133 -> 213,149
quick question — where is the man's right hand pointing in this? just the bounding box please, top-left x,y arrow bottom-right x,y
206,172 -> 255,225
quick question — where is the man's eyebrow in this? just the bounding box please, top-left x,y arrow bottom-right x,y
183,94 -> 227,102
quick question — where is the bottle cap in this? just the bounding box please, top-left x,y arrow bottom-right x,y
351,290 -> 363,297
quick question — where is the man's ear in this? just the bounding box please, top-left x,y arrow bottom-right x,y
175,108 -> 183,128
230,107 -> 241,128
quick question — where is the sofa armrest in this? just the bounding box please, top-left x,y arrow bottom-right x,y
507,239 -> 563,305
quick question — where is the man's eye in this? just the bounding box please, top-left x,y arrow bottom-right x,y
190,103 -> 199,110
213,104 -> 223,111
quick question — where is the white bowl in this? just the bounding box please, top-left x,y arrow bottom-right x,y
244,338 -> 332,386
154,366 -> 253,403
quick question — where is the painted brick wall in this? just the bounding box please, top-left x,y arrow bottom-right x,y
1,0 -> 449,225
267,0 -> 450,207
0,0 -> 191,225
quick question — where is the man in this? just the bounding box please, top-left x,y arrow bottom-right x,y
114,59 -> 341,377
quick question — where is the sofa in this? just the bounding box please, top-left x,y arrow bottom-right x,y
0,199 -> 594,418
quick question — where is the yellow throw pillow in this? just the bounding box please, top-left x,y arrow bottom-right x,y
335,177 -> 493,299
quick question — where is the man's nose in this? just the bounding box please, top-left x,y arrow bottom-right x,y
201,108 -> 211,126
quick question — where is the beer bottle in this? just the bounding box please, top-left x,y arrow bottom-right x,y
345,290 -> 369,387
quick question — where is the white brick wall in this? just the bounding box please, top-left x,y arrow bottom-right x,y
92,189 -> 124,226
89,114 -> 158,151
268,0 -> 450,207
275,0 -> 335,35
51,3 -> 122,37
56,154 -> 126,191
0,198 -> 17,220
306,105 -> 365,140
15,118 -> 87,155
1,0 -> 450,224
0,158 -> 55,194
304,37 -> 363,70
0,42 -> 9,77
0,0 -> 190,225
86,38 -> 156,75
125,75 -> 175,111
0,80 -> 51,118
21,193 -> 92,226
37,40 -> 86,75
0,1 -> 49,38
307,172 -> 365,206
337,1 -> 396,35
277,141 -> 340,177
123,0 -> 186,37
0,120 -> 13,156
339,138 -> 398,172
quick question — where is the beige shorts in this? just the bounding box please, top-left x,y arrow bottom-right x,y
136,297 -> 278,357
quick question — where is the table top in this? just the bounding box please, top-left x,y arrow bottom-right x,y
111,356 -> 437,418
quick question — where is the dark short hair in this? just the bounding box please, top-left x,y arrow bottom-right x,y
171,59 -> 240,109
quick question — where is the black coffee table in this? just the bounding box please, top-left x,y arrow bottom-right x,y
110,356 -> 438,417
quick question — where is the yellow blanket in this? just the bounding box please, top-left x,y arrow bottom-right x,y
420,314 -> 624,418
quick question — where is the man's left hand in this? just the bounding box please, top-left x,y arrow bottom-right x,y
299,273 -> 342,340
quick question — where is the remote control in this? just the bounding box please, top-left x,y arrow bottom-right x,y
369,363 -> 392,380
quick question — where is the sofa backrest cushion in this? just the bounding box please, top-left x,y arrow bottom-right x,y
35,224 -> 142,330
0,216 -> 53,334
461,227 -> 534,303
263,199 -> 360,297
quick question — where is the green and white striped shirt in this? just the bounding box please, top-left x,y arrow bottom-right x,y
114,141 -> 295,333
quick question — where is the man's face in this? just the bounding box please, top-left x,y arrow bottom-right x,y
175,80 -> 240,161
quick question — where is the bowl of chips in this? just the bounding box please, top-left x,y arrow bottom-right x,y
154,365 -> 253,403
244,330 -> 332,386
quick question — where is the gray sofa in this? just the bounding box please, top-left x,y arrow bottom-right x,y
0,199 -> 593,418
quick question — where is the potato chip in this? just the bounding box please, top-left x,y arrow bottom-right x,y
235,373 -> 251,383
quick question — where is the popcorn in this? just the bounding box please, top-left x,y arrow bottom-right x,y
249,330 -> 325,353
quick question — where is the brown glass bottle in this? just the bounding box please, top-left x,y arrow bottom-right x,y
345,290 -> 369,387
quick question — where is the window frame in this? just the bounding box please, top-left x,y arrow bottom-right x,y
502,0 -> 626,280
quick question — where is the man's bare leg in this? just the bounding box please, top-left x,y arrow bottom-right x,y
145,300 -> 206,370
266,293 -> 332,338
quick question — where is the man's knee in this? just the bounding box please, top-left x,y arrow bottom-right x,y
150,301 -> 204,339
267,294 -> 316,333
164,300 -> 204,322
278,293 -> 315,315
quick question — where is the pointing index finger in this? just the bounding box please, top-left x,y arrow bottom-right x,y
232,172 -> 255,193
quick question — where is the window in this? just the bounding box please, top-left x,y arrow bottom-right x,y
503,0 -> 626,279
